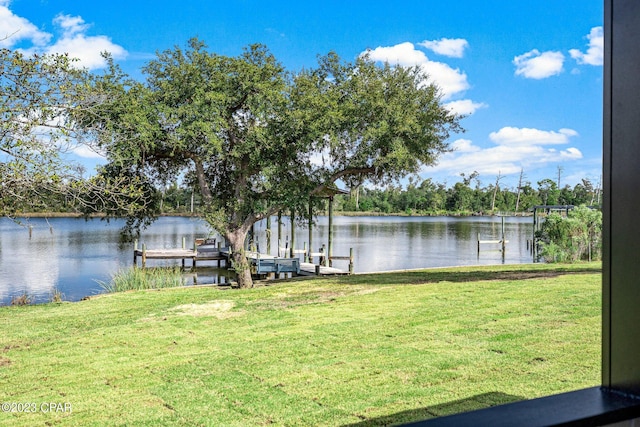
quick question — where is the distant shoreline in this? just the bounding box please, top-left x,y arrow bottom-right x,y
4,211 -> 534,219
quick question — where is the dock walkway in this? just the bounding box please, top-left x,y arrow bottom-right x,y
133,242 -> 350,277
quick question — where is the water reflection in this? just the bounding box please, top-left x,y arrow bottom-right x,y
0,215 -> 534,305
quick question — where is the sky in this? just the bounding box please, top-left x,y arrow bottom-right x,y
2,0 -> 604,190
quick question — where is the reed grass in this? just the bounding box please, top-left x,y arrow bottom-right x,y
9,292 -> 32,306
97,267 -> 185,293
49,287 -> 64,303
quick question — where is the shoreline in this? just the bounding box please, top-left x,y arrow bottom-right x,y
5,211 -> 534,219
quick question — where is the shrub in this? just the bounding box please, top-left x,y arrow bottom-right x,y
10,292 -> 32,306
50,287 -> 64,303
537,205 -> 602,262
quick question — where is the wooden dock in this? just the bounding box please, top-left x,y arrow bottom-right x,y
133,238 -> 228,268
133,240 -> 352,277
299,262 -> 350,276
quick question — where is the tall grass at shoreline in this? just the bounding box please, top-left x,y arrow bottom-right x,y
97,267 -> 185,293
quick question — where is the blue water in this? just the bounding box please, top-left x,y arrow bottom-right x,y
0,215 -> 534,305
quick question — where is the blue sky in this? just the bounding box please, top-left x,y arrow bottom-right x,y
2,0 -> 604,190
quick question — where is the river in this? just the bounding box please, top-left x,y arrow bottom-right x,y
0,215 -> 535,305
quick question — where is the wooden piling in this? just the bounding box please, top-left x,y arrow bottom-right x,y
501,217 -> 506,253
349,247 -> 354,274
328,196 -> 334,267
290,208 -> 295,258
308,201 -> 313,263
277,211 -> 282,253
266,215 -> 271,255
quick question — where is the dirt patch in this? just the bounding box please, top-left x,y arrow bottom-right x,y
169,300 -> 244,319
354,288 -> 382,296
250,287 -> 382,310
0,357 -> 11,367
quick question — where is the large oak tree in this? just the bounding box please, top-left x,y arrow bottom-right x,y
78,39 -> 462,288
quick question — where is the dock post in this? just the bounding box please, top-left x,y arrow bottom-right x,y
304,242 -> 308,263
142,243 -> 147,268
182,237 -> 187,269
533,207 -> 538,260
308,199 -> 313,264
501,217 -> 506,253
321,244 -> 327,267
328,196 -> 334,267
477,233 -> 481,254
290,208 -> 295,258
266,215 -> 272,255
277,211 -> 282,253
193,241 -> 197,268
133,240 -> 139,266
349,248 -> 354,274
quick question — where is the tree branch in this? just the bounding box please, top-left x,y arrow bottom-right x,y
310,166 -> 375,196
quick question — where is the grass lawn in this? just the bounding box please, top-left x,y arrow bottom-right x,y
0,263 -> 601,426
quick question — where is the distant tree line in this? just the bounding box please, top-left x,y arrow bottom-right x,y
333,174 -> 601,215
15,172 -> 600,217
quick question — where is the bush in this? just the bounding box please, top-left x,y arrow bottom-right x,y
537,205 -> 602,262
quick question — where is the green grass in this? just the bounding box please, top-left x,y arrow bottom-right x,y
0,262 -> 601,426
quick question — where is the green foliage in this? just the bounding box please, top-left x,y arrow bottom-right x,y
537,205 -> 602,262
328,177 -> 599,216
0,49 -> 88,216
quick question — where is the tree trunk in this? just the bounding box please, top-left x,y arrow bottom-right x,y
226,228 -> 254,288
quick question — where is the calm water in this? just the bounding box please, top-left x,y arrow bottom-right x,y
0,215 -> 534,305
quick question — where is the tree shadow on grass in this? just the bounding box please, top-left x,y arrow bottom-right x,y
335,265 -> 601,287
343,392 -> 524,427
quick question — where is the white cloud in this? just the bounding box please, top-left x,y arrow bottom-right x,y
451,138 -> 480,153
513,49 -> 565,79
418,38 -> 469,58
489,127 -> 578,146
365,41 -> 427,67
28,14 -> 127,70
68,143 -> 106,159
54,14 -> 90,37
569,26 -> 604,66
0,1 -> 51,47
2,4 -> 126,70
445,99 -> 487,116
364,42 -> 469,100
425,127 -> 582,178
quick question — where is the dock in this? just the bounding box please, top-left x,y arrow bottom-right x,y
299,262 -> 350,276
133,239 -> 352,277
